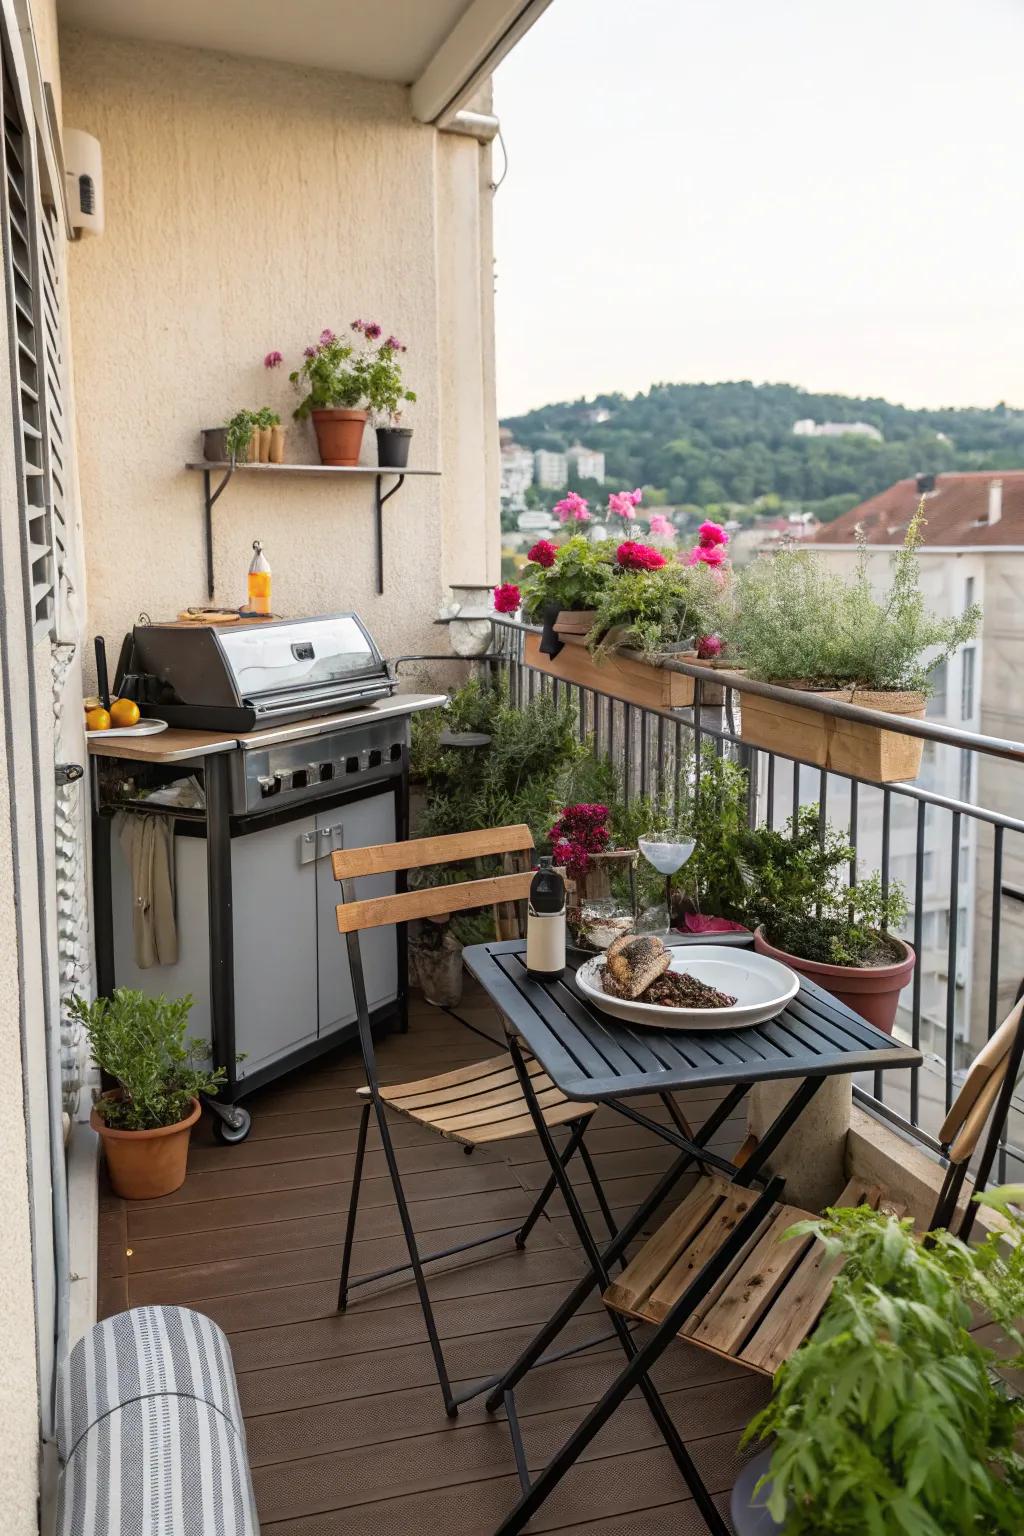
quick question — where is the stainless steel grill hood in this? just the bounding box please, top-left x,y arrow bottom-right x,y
120,613 -> 396,731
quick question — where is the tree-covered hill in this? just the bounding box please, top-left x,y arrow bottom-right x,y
502,381 -> 1024,519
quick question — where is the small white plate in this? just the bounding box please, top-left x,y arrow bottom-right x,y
86,718 -> 169,740
575,945 -> 800,1031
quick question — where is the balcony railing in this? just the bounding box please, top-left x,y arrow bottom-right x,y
473,616 -> 1024,1182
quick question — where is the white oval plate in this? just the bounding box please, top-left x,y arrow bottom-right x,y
86,718 -> 169,739
575,945 -> 800,1031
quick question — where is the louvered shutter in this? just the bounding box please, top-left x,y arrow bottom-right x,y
2,49 -> 54,632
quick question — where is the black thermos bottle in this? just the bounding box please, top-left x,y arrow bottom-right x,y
526,855 -> 567,981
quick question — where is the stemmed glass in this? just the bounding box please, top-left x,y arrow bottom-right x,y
638,830 -> 696,934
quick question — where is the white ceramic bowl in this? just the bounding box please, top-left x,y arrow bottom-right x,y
575,945 -> 800,1031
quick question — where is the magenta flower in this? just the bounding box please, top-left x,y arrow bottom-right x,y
697,519 -> 729,548
303,345 -> 318,358
607,488 -> 644,521
319,328 -> 337,345
687,544 -> 727,568
364,321 -> 383,341
527,538 -> 558,568
263,349 -> 283,369
617,540 -> 666,571
385,334 -> 407,352
351,319 -> 365,332
492,581 -> 522,614
554,491 -> 590,523
696,634 -> 723,659
550,803 -> 611,880
648,513 -> 674,537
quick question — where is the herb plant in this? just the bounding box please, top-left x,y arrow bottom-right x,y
70,989 -> 225,1131
677,746 -> 752,922
589,560 -> 727,659
743,804 -> 907,966
732,504 -> 981,693
224,406 -> 280,461
744,1195 -> 1024,1535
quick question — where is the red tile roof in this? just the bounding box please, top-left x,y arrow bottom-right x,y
810,472 -> 1024,548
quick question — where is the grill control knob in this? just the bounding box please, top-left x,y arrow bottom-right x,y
274,769 -> 293,792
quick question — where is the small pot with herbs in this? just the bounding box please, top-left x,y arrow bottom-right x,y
203,405 -> 283,465
70,988 -> 225,1199
731,503 -> 980,782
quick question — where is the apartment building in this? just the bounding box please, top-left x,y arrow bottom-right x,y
567,441 -> 605,482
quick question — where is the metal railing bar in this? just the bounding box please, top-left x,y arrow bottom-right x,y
988,827 -> 1004,1041
910,800 -> 926,1125
766,752 -> 775,831
852,1084 -> 945,1156
945,813 -> 962,1110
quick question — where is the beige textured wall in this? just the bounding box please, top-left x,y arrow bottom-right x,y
61,29 -> 499,673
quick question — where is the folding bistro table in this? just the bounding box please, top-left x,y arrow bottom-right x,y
462,936 -> 922,1536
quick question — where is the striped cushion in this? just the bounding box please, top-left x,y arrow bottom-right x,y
57,1306 -> 259,1535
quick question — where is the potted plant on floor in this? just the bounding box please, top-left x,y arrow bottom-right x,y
730,504 -> 980,782
70,988 -> 225,1199
362,328 -> 416,468
736,1192 -> 1024,1535
742,805 -> 913,1032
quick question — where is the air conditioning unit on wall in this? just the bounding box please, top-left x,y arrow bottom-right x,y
63,129 -> 103,236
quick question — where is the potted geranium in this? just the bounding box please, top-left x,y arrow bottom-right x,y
731,504 -> 980,782
519,534 -> 616,649
742,805 -> 913,1032
736,1192 -> 1024,1535
361,327 -> 416,468
70,989 -> 225,1199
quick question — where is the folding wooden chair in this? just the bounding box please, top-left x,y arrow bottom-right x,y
332,823 -> 613,1417
604,996 -> 1024,1382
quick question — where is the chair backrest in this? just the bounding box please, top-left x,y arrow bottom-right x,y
332,824 -> 535,935
938,997 -> 1024,1167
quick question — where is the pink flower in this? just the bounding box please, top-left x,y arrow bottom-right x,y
697,520 -> 729,548
697,634 -> 722,659
351,319 -> 365,332
385,335 -> 405,352
554,491 -> 590,523
550,804 -> 611,880
263,350 -> 283,369
527,539 -> 558,568
492,581 -> 521,614
303,345 -> 318,358
364,322 -> 383,341
687,544 -> 727,568
607,488 -> 643,521
617,540 -> 666,571
648,513 -> 674,537
319,328 -> 337,345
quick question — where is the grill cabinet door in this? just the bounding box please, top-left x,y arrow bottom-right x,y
316,791 -> 398,1038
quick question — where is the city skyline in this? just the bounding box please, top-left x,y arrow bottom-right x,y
493,0 -> 1023,419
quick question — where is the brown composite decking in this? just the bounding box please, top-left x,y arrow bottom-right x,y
97,984 -> 768,1534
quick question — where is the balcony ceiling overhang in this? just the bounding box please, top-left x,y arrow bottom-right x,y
56,0 -> 552,121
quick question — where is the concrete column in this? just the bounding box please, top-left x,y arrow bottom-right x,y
748,1076 -> 852,1212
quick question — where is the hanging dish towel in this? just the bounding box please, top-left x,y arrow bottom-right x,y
115,813 -> 179,968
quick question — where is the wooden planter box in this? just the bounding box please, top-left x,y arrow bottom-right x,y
740,686 -> 926,783
524,630 -> 695,710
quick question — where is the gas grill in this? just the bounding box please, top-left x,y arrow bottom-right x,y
118,612 -> 396,733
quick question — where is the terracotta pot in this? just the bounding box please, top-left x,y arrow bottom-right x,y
91,1092 -> 201,1199
753,927 -> 915,1034
311,408 -> 367,466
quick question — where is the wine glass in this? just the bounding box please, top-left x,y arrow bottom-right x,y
638,830 -> 695,934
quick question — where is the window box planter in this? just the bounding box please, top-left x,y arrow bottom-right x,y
753,926 -> 915,1034
739,686 -> 925,783
524,630 -> 696,710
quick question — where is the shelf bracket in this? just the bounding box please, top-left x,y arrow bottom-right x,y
374,473 -> 405,596
203,465 -> 235,600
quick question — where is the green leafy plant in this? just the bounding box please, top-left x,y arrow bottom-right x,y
732,504 -> 981,693
224,406 -> 280,461
69,989 -> 225,1131
589,560 -> 727,659
289,322 -> 414,423
520,535 -> 617,621
678,746 -> 752,922
742,804 -> 907,965
744,1195 -> 1024,1535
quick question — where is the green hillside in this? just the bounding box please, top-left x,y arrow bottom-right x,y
502,381 -> 1024,523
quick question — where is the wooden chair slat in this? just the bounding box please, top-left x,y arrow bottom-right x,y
429,1082 -> 570,1134
415,1073 -> 559,1122
331,824 -> 534,882
467,1101 -> 590,1144
938,998 -> 1023,1146
382,1057 -> 542,1108
688,1205 -> 812,1354
603,1177 -> 729,1318
336,871 -> 534,933
646,1186 -> 763,1324
949,1068 -> 1007,1165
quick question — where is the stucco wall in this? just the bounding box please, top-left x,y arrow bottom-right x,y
60,29 -> 499,673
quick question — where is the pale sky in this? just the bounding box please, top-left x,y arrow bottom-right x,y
493,0 -> 1023,418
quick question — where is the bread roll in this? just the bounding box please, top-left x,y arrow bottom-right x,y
603,935 -> 670,1000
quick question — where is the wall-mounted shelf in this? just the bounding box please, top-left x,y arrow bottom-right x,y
185,461 -> 441,600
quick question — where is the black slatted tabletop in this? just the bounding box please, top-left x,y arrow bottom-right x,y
462,938 -> 922,1102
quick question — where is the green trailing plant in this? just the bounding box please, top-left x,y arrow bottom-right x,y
742,804 -> 907,965
69,989 -> 224,1131
677,745 -> 752,922
520,535 -> 617,622
224,406 -> 280,461
732,503 -> 981,693
744,1193 -> 1024,1535
588,560 -> 727,659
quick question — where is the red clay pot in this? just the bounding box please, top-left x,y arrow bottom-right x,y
753,927 -> 915,1035
91,1092 -> 201,1199
311,408 -> 367,466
